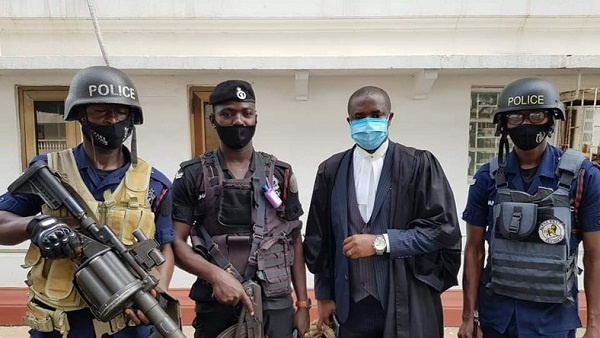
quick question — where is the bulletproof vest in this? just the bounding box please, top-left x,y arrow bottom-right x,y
486,149 -> 584,304
195,150 -> 301,298
23,149 -> 156,312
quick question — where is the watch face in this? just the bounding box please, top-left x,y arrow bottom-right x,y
374,237 -> 386,251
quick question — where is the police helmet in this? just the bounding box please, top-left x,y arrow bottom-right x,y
64,66 -> 143,124
493,77 -> 565,124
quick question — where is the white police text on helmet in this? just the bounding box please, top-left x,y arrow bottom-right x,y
507,95 -> 544,106
88,84 -> 136,100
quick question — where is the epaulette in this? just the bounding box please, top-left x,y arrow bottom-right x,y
275,159 -> 291,170
179,157 -> 202,169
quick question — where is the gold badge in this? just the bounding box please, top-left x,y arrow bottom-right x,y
538,219 -> 565,244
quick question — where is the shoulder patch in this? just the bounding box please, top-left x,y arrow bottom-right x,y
174,169 -> 184,180
150,167 -> 173,188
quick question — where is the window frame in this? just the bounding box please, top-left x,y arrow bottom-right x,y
17,86 -> 81,170
468,87 -> 504,178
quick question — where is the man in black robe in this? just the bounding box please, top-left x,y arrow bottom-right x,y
303,86 -> 462,338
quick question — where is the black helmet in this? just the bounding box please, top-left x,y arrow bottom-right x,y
493,77 -> 565,124
64,66 -> 143,124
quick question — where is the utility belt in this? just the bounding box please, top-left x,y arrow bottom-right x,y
25,297 -> 133,338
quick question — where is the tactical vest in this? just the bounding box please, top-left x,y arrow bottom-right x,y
22,149 -> 156,335
486,149 -> 584,305
195,150 -> 301,298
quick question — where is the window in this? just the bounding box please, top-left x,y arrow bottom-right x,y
18,87 -> 82,169
468,89 -> 505,177
189,87 -> 220,158
559,89 -> 600,161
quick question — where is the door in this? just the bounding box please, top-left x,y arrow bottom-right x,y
190,87 -> 219,158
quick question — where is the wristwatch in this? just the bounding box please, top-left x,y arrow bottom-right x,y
295,298 -> 312,310
373,235 -> 387,255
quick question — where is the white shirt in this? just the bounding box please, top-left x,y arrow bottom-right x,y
352,140 -> 390,252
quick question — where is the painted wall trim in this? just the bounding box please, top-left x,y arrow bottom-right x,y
0,288 -> 588,327
0,55 -> 599,71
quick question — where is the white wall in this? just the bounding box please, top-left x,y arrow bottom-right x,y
2,71 -> 599,288
2,1 -> 600,71
2,0 -> 599,18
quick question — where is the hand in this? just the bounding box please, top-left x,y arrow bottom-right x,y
125,289 -> 158,326
457,318 -> 482,338
126,309 -> 151,326
583,328 -> 600,338
316,299 -> 336,328
342,234 -> 376,259
27,215 -> 81,259
294,307 -> 310,337
211,269 -> 254,316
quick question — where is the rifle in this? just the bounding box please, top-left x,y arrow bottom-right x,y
191,228 -> 263,338
215,280 -> 263,338
9,161 -> 185,338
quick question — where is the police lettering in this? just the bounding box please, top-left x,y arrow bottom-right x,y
507,94 -> 544,106
88,84 -> 136,100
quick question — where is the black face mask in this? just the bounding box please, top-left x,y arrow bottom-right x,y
81,115 -> 133,150
507,122 -> 552,150
214,124 -> 256,150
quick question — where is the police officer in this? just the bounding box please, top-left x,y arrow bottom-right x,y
0,66 -> 175,337
458,78 -> 600,338
171,80 -> 310,338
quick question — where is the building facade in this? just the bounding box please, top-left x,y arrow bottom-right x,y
1,0 -> 600,325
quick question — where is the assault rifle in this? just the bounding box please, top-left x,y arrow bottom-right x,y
215,280 -> 263,338
190,229 -> 263,338
9,161 -> 185,338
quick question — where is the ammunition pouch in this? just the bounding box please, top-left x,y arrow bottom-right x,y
497,202 -> 537,240
91,313 -> 133,338
24,301 -> 70,338
256,234 -> 294,298
24,297 -> 136,338
213,235 -> 252,276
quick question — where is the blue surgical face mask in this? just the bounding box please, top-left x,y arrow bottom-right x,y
350,117 -> 388,151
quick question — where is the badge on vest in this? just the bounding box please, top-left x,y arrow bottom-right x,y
538,219 -> 565,244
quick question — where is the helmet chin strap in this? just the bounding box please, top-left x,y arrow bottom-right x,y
130,125 -> 138,167
495,118 -> 510,178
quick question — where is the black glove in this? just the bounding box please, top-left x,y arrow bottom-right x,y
26,215 -> 81,259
